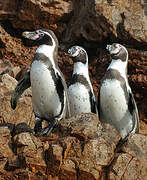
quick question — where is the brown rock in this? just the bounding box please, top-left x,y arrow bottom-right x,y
122,133 -> 147,166
0,0 -> 73,34
108,153 -> 147,180
0,73 -> 34,128
123,157 -> 147,180
44,113 -> 121,179
14,132 -> 46,174
108,153 -> 133,180
0,59 -> 21,78
63,0 -> 147,45
0,126 -> 14,169
0,0 -> 18,20
140,120 -> 147,135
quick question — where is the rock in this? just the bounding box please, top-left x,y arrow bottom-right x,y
0,107 -> 146,179
0,126 -> 14,169
0,0 -> 18,20
44,113 -> 121,179
122,133 -> 147,166
63,0 -> 147,46
0,73 -> 34,128
108,133 -> 147,180
0,0 -> 73,35
0,59 -> 20,77
140,120 -> 147,135
108,153 -> 147,180
1,0 -> 147,45
14,132 -> 46,174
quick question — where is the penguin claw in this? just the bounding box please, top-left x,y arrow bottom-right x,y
37,126 -> 52,136
35,120 -> 58,136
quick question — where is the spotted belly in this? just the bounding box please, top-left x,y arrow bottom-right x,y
100,79 -> 133,138
68,83 -> 91,116
31,61 -> 61,119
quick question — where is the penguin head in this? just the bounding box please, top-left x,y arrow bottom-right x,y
106,43 -> 128,62
68,46 -> 88,64
22,29 -> 58,47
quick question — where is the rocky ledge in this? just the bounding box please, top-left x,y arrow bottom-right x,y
0,72 -> 146,179
0,0 -> 146,179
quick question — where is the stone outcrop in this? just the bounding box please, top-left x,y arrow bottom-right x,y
0,73 -> 34,128
0,0 -> 146,179
0,72 -> 146,179
0,0 -> 147,45
64,0 -> 147,46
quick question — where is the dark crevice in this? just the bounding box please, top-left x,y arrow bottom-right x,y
1,20 -> 23,38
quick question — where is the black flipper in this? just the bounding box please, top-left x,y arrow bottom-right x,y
97,89 -> 101,120
11,72 -> 31,109
90,91 -> 98,115
128,91 -> 140,133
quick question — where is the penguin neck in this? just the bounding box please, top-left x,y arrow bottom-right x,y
73,62 -> 89,77
36,44 -> 57,65
107,59 -> 128,78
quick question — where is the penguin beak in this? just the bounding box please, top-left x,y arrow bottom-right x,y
68,48 -> 72,55
106,44 -> 119,55
68,47 -> 80,57
106,45 -> 112,52
22,31 -> 39,40
68,48 -> 76,57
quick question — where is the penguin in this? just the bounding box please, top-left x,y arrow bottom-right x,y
11,29 -> 70,136
97,43 -> 139,139
68,46 -> 98,116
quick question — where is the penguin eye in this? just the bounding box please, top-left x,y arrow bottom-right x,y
36,30 -> 44,37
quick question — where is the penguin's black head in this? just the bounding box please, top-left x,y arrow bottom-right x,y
68,46 -> 87,64
22,29 -> 58,47
106,43 -> 128,62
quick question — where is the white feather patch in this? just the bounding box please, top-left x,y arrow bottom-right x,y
31,60 -> 62,119
100,79 -> 133,138
69,83 -> 91,116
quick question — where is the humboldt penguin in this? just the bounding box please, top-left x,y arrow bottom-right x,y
11,29 -> 70,136
97,43 -> 139,139
68,46 -> 98,116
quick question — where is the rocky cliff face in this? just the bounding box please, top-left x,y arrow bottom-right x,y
0,0 -> 147,179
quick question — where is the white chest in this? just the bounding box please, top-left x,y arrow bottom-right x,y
30,61 -> 61,118
68,82 -> 91,116
100,79 -> 128,121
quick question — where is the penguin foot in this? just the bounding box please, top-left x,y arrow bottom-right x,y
36,119 -> 58,136
34,117 -> 42,135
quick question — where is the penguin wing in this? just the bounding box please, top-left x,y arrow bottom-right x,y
57,69 -> 71,118
128,90 -> 140,133
97,89 -> 101,119
11,71 -> 31,109
90,90 -> 98,115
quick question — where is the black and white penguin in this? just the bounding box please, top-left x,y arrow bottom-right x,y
97,43 -> 139,139
68,46 -> 98,116
11,29 -> 70,136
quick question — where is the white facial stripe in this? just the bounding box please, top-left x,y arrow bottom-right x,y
115,44 -> 128,58
111,47 -> 120,54
72,48 -> 81,57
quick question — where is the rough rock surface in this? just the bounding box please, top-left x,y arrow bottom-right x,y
0,73 -> 146,179
0,73 -> 34,128
63,0 -> 147,46
0,0 -> 146,179
1,0 -> 147,45
0,109 -> 147,179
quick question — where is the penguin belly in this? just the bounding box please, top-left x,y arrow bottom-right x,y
100,79 -> 133,138
69,82 -> 91,116
30,61 -> 61,119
